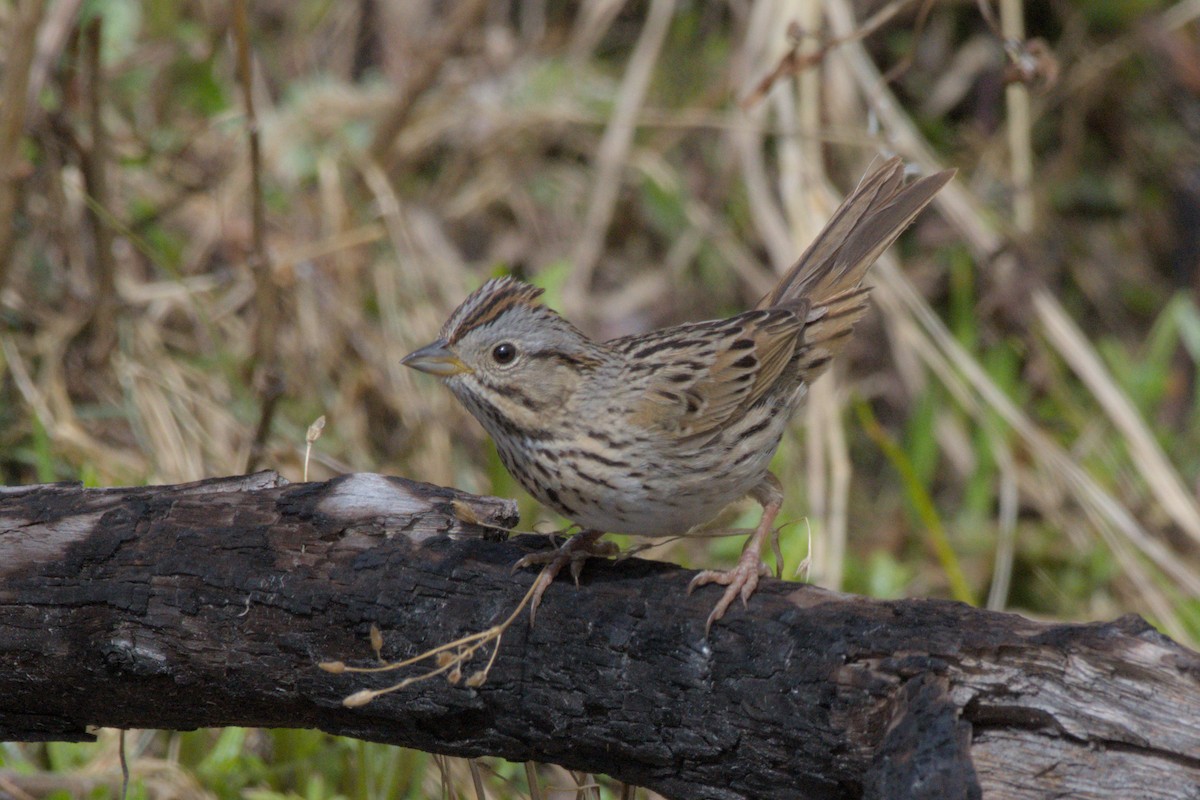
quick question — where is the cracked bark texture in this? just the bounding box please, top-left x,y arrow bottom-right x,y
1,472 -> 1198,800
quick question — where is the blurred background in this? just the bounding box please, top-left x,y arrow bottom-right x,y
2,0 -> 1199,797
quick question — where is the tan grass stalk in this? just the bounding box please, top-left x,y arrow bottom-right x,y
1000,0 -> 1035,232
0,0 -> 45,290
81,16 -> 116,363
230,0 -> 281,472
569,0 -> 628,61
369,0 -> 491,165
1034,292 -> 1200,549
525,762 -> 545,800
566,0 -> 677,306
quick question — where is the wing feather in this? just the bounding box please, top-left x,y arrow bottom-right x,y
623,308 -> 804,437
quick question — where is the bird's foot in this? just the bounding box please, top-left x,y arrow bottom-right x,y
513,530 -> 617,624
687,548 -> 772,633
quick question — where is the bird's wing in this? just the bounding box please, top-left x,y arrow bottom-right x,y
614,307 -> 805,437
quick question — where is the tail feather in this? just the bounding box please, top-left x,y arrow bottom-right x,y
792,288 -> 871,377
757,157 -> 954,311
758,158 -> 954,384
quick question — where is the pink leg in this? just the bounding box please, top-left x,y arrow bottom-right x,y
687,473 -> 783,633
513,530 -> 617,624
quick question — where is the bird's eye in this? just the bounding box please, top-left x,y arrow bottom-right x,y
492,342 -> 517,364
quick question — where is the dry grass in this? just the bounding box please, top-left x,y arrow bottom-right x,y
2,1 -> 1199,797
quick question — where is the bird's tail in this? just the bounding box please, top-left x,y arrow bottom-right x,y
759,157 -> 954,381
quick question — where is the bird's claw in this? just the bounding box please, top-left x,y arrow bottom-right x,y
513,532 -> 616,624
688,556 -> 771,634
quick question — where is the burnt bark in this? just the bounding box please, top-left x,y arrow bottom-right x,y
1,472 -> 1198,800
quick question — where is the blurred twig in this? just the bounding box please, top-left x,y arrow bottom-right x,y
993,0 -> 1033,613
524,762 -> 545,800
230,0 -> 280,472
740,0 -> 924,109
80,14 -> 117,364
568,0 -> 626,61
998,0 -> 1034,232
566,0 -> 677,306
1058,0 -> 1200,102
26,0 -> 84,115
368,0 -> 490,166
0,0 -> 45,291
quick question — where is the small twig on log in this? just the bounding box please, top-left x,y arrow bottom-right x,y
322,574 -> 541,704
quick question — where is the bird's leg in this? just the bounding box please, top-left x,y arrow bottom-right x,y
688,473 -> 784,633
513,529 -> 617,624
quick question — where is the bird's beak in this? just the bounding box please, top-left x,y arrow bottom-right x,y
401,339 -> 472,376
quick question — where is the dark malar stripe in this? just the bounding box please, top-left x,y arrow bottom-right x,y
471,395 -> 556,441
478,375 -> 551,413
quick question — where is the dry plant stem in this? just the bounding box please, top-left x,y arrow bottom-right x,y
739,0 -> 922,108
874,257 -> 1194,638
1034,292 -> 1200,553
985,426 -> 1019,611
303,415 -> 325,482
825,0 -> 997,251
525,762 -> 545,800
81,16 -> 117,364
468,758 -> 486,800
25,0 -> 84,118
822,382 -> 851,589
368,0 -> 491,165
0,0 -> 45,290
118,729 -> 129,800
991,0 -> 1032,614
231,0 -> 279,472
329,573 -> 544,706
568,0 -> 626,61
1059,0 -> 1200,102
786,0 -> 850,593
566,0 -> 677,303
1000,0 -> 1034,233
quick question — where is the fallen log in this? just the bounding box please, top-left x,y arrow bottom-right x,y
1,472 -> 1197,800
